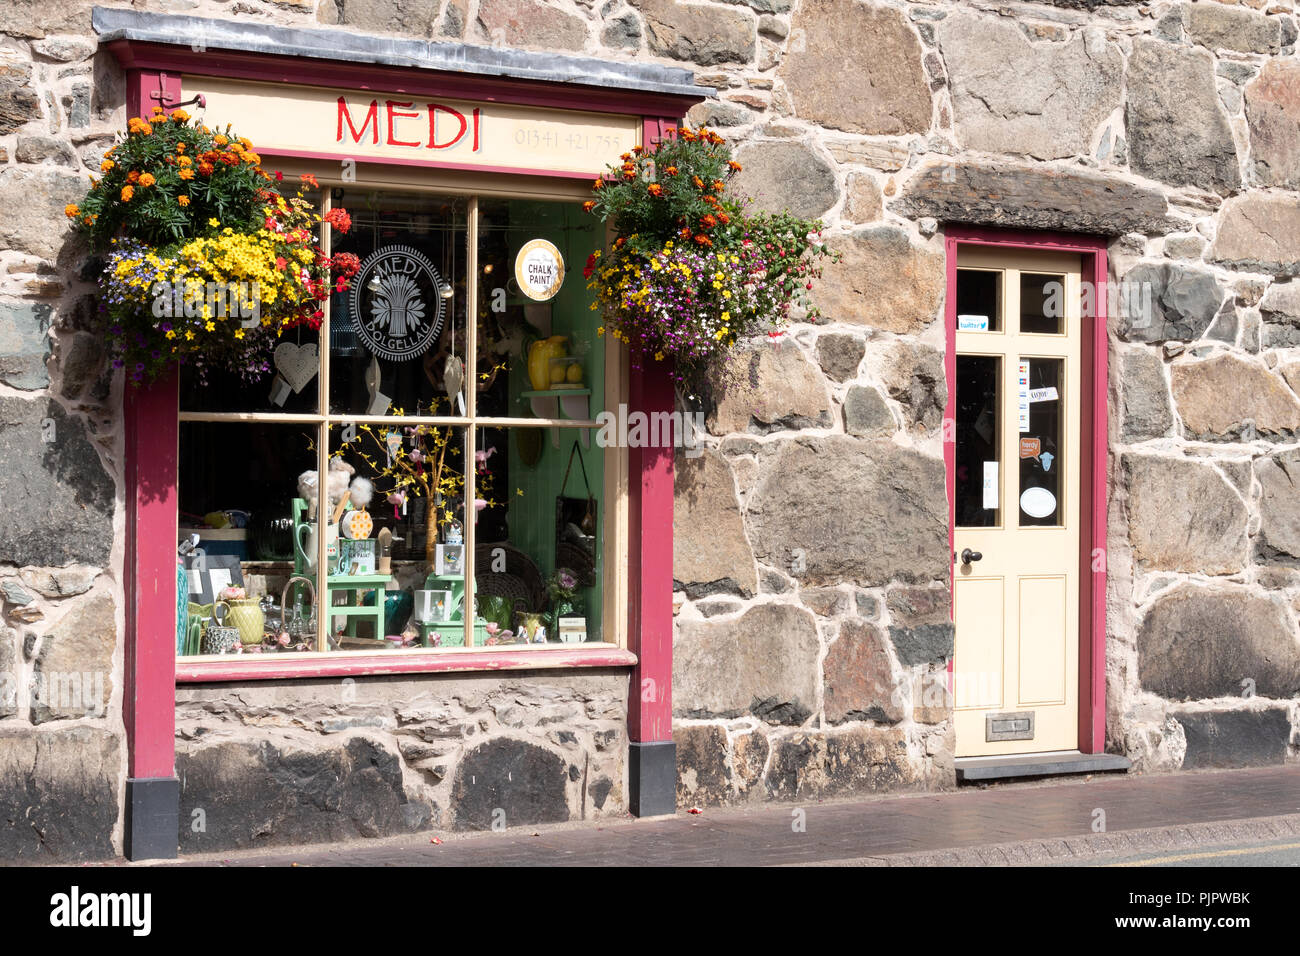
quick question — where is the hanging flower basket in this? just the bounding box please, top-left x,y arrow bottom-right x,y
67,106 -> 358,385
583,125 -> 837,391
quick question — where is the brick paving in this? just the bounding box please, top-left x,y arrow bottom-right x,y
176,765 -> 1300,867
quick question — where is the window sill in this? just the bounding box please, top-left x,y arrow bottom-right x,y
175,644 -> 637,683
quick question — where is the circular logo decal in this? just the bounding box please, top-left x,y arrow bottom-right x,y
350,245 -> 447,361
515,239 -> 565,301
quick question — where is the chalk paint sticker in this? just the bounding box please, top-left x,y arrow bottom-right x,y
1020,486 -> 1057,519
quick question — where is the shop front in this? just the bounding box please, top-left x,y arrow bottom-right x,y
4,0 -> 1300,864
99,10 -> 702,859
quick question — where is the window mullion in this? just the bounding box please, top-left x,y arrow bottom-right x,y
462,196 -> 478,650
316,189 -> 333,652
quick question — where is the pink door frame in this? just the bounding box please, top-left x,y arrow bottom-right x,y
114,53 -> 696,856
942,226 -> 1109,755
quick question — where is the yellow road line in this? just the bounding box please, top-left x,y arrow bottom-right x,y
1106,840 -> 1300,867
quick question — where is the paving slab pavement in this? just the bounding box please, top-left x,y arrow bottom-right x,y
168,764 -> 1300,867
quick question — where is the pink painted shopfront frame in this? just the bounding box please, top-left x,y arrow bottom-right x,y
115,53 -> 696,801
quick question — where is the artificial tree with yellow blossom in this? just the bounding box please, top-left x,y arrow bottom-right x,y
67,106 -> 357,384
335,405 -> 499,572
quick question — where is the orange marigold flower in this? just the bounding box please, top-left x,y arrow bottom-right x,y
664,166 -> 678,176
220,152 -> 240,166
126,170 -> 140,184
300,173 -> 319,188
100,159 -> 114,172
633,146 -> 644,155
711,180 -> 725,191
64,204 -> 79,218
593,178 -> 604,190
82,216 -> 93,226
175,142 -> 186,153
177,195 -> 190,207
620,152 -> 631,161
692,176 -> 705,189
120,185 -> 134,201
718,211 -> 731,224
197,161 -> 215,176
170,108 -> 190,122
693,234 -> 711,246
214,134 -> 229,146
679,227 -> 692,239
138,172 -> 156,188
700,214 -> 717,228
178,168 -> 195,180
582,200 -> 596,212
238,137 -> 252,150
647,183 -> 663,197
243,152 -> 261,164
178,156 -> 192,166
127,117 -> 153,135
622,169 -> 636,179
680,129 -> 696,141
151,105 -> 165,116
728,160 -> 742,172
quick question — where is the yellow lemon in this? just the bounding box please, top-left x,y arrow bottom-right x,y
566,362 -> 584,384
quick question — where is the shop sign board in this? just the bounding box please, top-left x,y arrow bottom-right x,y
183,76 -> 641,175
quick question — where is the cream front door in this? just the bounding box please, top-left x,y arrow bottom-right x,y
952,248 -> 1082,757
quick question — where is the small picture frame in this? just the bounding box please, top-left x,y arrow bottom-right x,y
558,616 -> 587,644
435,543 -> 464,576
182,553 -> 246,606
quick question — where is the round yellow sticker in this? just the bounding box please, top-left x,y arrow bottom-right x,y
515,238 -> 565,301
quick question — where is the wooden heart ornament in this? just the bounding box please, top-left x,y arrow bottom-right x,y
274,342 -> 319,393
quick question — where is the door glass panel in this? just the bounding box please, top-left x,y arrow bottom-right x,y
1019,272 -> 1066,335
955,355 -> 1001,528
956,269 -> 1001,332
1018,357 -> 1063,527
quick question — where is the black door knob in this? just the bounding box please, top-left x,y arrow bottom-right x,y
960,548 -> 983,564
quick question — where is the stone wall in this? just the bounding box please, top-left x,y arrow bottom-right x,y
0,0 -> 1298,855
0,0 -> 124,858
175,670 -> 628,849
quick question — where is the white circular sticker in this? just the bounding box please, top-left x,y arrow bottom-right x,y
1019,486 -> 1057,519
515,239 -> 565,301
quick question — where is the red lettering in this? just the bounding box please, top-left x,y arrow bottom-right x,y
472,108 -> 481,152
427,103 -> 468,150
337,97 -> 379,145
386,100 -> 422,148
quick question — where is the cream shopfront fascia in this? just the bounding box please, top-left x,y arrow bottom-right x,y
95,7 -> 704,860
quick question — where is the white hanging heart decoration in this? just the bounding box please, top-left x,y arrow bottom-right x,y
274,342 -> 319,393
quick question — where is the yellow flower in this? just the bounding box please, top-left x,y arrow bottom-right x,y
208,218 -> 220,228
165,330 -> 176,339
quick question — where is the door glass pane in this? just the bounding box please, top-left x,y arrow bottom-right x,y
327,190 -> 470,418
956,268 -> 1001,333
1018,357 -> 1063,527
1019,272 -> 1066,335
955,354 -> 1001,528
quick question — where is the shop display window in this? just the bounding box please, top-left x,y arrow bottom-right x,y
177,185 -> 619,658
